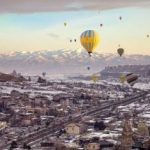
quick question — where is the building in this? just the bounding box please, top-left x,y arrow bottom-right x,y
119,119 -> 133,150
65,123 -> 86,135
85,141 -> 114,150
0,121 -> 7,134
137,120 -> 149,137
85,143 -> 100,150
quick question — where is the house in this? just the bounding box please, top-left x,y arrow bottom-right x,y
85,143 -> 100,150
143,138 -> 150,149
99,140 -> 114,149
0,121 -> 7,134
64,143 -> 79,150
84,140 -> 114,150
20,113 -> 34,126
133,138 -> 150,150
65,123 -> 86,135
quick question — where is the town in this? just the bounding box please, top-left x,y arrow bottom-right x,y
0,69 -> 149,150
0,0 -> 150,149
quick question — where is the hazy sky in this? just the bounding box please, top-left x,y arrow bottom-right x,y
0,0 -> 150,55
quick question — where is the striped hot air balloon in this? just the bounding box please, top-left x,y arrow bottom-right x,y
80,30 -> 100,56
126,73 -> 138,86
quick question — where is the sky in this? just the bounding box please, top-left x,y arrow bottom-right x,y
0,0 -> 150,55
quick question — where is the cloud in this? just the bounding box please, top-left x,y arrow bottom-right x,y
48,33 -> 60,38
0,0 -> 150,13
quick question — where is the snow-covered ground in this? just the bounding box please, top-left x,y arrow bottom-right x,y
134,82 -> 150,90
0,85 -> 66,95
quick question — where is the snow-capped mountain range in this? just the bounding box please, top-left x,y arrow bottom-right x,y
0,49 -> 149,75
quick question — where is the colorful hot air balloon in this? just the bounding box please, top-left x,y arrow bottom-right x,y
80,30 -> 100,56
117,48 -> 124,57
126,73 -> 138,86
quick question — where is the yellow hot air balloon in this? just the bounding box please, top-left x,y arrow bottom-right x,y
120,74 -> 126,84
80,30 -> 100,56
91,74 -> 100,83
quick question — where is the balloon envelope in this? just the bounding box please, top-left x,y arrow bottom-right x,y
117,48 -> 124,56
91,74 -> 100,83
64,22 -> 67,26
42,72 -> 46,77
87,67 -> 90,70
80,30 -> 100,55
100,24 -> 103,27
126,73 -> 138,86
120,74 -> 126,84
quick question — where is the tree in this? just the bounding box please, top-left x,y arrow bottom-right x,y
94,121 -> 106,131
10,141 -> 18,149
23,143 -> 31,149
37,77 -> 46,83
45,121 -> 50,127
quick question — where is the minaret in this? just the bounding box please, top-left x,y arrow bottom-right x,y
119,118 -> 133,150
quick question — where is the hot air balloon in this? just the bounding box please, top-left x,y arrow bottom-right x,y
147,35 -> 149,38
74,39 -> 77,42
117,48 -> 124,57
42,72 -> 46,78
80,30 -> 100,56
91,74 -> 100,83
119,16 -> 122,20
87,66 -> 90,70
100,24 -> 103,27
126,73 -> 138,86
64,22 -> 67,27
70,39 -> 72,43
120,74 -> 126,84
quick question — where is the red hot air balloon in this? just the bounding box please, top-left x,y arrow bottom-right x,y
126,73 -> 138,86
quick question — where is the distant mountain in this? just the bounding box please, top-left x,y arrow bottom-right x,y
0,49 -> 149,75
